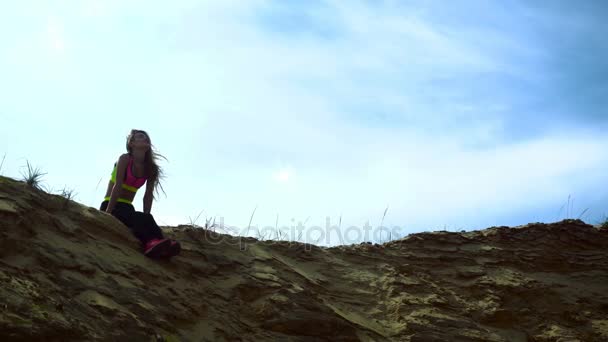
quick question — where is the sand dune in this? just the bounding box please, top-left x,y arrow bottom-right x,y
1,176 -> 608,341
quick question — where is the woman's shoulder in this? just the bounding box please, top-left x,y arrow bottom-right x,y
114,153 -> 131,165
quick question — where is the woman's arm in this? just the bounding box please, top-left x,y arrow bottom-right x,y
143,178 -> 154,214
106,154 -> 129,213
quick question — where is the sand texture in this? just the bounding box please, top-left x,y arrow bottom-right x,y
1,176 -> 608,341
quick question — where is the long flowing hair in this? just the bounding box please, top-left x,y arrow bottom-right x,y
126,129 -> 167,198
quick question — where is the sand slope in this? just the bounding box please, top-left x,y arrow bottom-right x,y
1,176 -> 608,341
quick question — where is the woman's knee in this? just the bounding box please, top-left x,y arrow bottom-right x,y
133,212 -> 154,224
135,212 -> 152,219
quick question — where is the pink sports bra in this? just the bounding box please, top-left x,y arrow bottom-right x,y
110,156 -> 147,192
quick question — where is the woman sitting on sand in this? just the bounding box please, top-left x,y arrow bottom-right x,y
100,129 -> 180,258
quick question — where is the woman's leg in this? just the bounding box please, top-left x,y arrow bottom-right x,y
131,212 -> 165,243
99,201 -> 172,257
132,212 -> 180,258
128,211 -> 172,257
100,202 -> 143,243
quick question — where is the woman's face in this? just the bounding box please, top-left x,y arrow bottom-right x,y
129,131 -> 151,150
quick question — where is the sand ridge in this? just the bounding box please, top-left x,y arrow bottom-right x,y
1,176 -> 608,341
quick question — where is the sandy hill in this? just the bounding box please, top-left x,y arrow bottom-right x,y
1,176 -> 608,341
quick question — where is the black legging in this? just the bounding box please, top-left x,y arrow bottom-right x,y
100,201 -> 164,246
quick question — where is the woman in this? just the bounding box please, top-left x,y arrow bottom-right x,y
100,129 -> 180,258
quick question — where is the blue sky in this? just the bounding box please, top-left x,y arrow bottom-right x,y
1,0 -> 607,245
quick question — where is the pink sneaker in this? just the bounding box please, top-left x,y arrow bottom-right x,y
143,238 -> 171,258
160,240 -> 181,259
